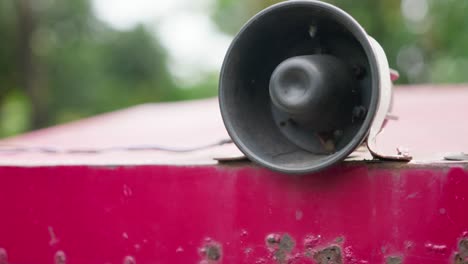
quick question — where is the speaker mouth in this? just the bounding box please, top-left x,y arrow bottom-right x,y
219,0 -> 381,174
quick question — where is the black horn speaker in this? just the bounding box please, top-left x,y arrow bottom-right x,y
219,0 -> 410,174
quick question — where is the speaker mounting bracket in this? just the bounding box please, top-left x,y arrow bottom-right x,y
366,37 -> 412,162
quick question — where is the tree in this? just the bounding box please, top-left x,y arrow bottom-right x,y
0,0 -> 176,136
211,0 -> 468,84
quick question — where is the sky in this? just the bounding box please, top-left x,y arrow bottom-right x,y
92,0 -> 233,84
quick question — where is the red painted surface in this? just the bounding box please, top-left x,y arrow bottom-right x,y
0,165 -> 468,264
1,85 -> 468,263
1,85 -> 468,165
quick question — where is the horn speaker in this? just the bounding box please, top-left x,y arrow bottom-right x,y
219,0 -> 409,174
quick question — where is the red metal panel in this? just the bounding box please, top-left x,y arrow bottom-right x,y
0,164 -> 468,264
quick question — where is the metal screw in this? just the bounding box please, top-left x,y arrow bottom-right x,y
309,25 -> 317,38
352,106 -> 367,122
352,65 -> 366,80
334,130 -> 343,139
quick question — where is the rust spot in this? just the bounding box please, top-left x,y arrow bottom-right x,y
404,241 -> 414,250
454,239 -> 468,264
266,233 -> 282,246
54,251 -> 66,264
123,256 -> 136,264
454,254 -> 467,264
460,239 -> 468,254
206,245 -> 221,261
200,242 -> 222,263
313,245 -> 342,264
265,234 -> 295,264
386,256 -> 402,264
0,248 -> 7,264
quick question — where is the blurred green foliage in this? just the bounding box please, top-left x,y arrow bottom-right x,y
1,0 -> 468,137
212,0 -> 468,84
0,0 -> 216,137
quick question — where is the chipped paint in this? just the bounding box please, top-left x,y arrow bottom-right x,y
454,239 -> 468,264
386,256 -> 402,264
343,246 -> 366,264
265,234 -> 295,264
48,226 -> 59,246
240,229 -> 249,237
199,240 -> 222,263
54,251 -> 66,264
314,245 -> 342,264
404,241 -> 414,251
424,243 -> 447,254
304,235 -> 322,248
123,256 -> 136,264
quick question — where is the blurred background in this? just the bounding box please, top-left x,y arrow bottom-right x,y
0,0 -> 467,138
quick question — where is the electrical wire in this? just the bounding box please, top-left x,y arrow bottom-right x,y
0,139 -> 233,155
